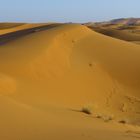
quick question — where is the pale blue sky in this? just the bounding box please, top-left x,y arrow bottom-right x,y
0,0 -> 140,23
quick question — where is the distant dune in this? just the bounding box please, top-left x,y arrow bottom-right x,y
85,18 -> 140,26
0,23 -> 57,35
85,18 -> 140,44
0,22 -> 140,140
87,26 -> 140,42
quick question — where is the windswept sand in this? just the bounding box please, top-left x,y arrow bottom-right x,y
0,23 -> 140,140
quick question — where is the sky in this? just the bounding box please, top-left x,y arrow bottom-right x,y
0,0 -> 140,23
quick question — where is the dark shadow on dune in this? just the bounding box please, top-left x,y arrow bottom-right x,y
0,24 -> 62,45
68,108 -> 92,115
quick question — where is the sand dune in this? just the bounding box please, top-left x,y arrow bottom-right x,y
0,23 -> 25,29
88,27 -> 140,42
0,23 -> 61,35
85,18 -> 140,27
0,23 -> 140,139
0,23 -> 62,45
86,18 -> 140,44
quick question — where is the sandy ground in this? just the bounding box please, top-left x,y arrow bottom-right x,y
0,23 -> 140,140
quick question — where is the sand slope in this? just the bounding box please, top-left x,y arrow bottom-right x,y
0,23 -> 140,139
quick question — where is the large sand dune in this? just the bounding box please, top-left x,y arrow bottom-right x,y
0,23 -> 140,140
